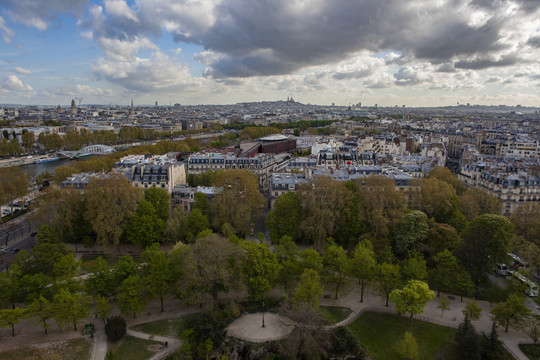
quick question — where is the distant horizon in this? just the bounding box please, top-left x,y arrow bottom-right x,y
1,1 -> 540,107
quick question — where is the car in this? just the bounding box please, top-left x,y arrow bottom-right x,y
0,247 -> 6,254
10,248 -> 20,254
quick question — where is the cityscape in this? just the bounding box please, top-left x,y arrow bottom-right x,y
1,0 -> 540,360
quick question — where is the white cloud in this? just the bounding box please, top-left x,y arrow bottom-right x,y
0,75 -> 33,94
13,66 -> 33,75
104,0 -> 139,22
0,15 -> 15,43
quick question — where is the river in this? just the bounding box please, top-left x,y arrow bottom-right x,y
21,157 -> 90,177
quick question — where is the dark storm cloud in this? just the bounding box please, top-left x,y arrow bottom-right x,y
527,36 -> 540,48
454,55 -> 520,70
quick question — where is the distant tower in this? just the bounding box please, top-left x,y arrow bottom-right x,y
155,101 -> 158,107
129,99 -> 134,115
71,99 -> 77,115
57,105 -> 62,113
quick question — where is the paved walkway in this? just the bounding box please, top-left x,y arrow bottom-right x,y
226,312 -> 295,343
319,285 -> 530,360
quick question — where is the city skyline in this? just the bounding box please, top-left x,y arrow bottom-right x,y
1,0 -> 540,107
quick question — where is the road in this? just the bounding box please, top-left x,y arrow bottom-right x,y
0,213 -> 38,271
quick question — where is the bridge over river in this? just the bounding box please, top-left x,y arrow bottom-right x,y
58,144 -> 116,159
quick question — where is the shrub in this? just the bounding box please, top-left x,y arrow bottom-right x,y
105,316 -> 127,341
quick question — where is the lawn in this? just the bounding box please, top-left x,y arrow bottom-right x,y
347,311 -> 457,360
520,343 -> 540,360
0,337 -> 91,360
320,306 -> 352,325
131,313 -> 199,337
108,336 -> 163,360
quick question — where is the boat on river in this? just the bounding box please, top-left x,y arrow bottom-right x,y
34,155 -> 60,164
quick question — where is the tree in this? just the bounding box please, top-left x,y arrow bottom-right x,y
394,331 -> 419,360
53,288 -> 91,331
182,209 -> 209,243
299,248 -> 323,274
394,211 -> 429,254
349,240 -> 376,302
28,295 -> 54,334
86,257 -> 114,298
180,234 -> 245,305
85,174 -> 144,247
211,169 -> 264,237
0,265 -> 23,309
192,192 -> 210,217
390,280 -> 435,322
95,295 -> 113,322
21,130 -> 35,152
112,255 -> 138,290
240,240 -> 281,299
428,249 -> 460,296
437,296 -> 451,318
322,240 -> 349,300
144,187 -> 170,221
164,206 -> 188,243
142,244 -> 171,312
483,282 -> 507,307
126,199 -> 164,247
105,316 -> 127,341
117,275 -> 148,318
293,269 -> 324,307
0,166 -> 29,217
401,250 -> 427,283
426,222 -> 461,256
524,314 -> 540,345
455,314 -> 480,360
458,215 -> 514,297
490,294 -> 531,333
417,177 -> 459,224
455,270 -> 474,302
375,262 -> 402,306
463,299 -> 482,321
459,188 -> 501,221
0,308 -> 26,337
429,166 -> 467,195
481,322 -> 504,360
356,175 -> 405,239
274,236 -> 301,293
266,191 -> 302,242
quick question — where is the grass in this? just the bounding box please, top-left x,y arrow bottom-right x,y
347,311 -> 457,360
320,306 -> 352,325
131,313 -> 199,337
80,254 -> 119,272
108,336 -> 163,360
520,343 -> 540,360
0,337 -> 91,360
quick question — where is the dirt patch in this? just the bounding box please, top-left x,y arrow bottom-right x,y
146,344 -> 161,353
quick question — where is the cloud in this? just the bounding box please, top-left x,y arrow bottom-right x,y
42,84 -> 115,98
0,15 -> 15,43
13,66 -> 33,75
92,51 -> 204,92
1,0 -> 89,31
0,75 -> 33,94
455,54 -> 520,70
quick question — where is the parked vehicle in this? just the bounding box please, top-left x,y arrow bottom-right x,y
512,271 -> 539,297
10,248 -> 20,254
495,263 -> 509,276
0,247 -> 6,254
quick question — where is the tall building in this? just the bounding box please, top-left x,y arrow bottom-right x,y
71,99 -> 77,115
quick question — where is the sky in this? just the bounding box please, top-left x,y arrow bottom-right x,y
1,0 -> 540,107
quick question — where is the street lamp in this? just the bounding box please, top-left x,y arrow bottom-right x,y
262,300 -> 265,328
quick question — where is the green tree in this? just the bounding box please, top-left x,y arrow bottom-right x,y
429,166 -> 467,195
455,314 -> 480,360
293,269 -> 324,307
21,130 -> 35,152
437,295 -> 451,318
463,299 -> 482,321
481,322 -> 504,360
0,265 -> 23,308
266,191 -> 302,242
394,211 -> 429,254
390,280 -> 435,322
458,214 -> 514,297
322,240 -> 350,300
417,177 -> 459,224
192,192 -> 210,217
401,250 -> 427,283
117,275 -> 148,318
274,236 -> 301,293
85,174 -> 144,247
164,206 -> 188,244
112,255 -> 138,289
394,331 -> 419,360
375,262 -> 402,307
182,209 -> 209,243
299,248 -> 323,274
85,257 -> 114,298
126,199 -> 164,247
426,222 -> 461,256
459,188 -> 501,221
240,240 -> 281,299
0,308 -> 26,337
144,187 -> 170,221
27,295 -> 54,334
428,249 -> 460,296
95,295 -> 113,322
349,240 -> 376,302
211,169 -> 264,237
105,316 -> 127,341
455,270 -> 474,302
53,288 -> 91,331
142,244 -> 171,312
490,294 -> 531,333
